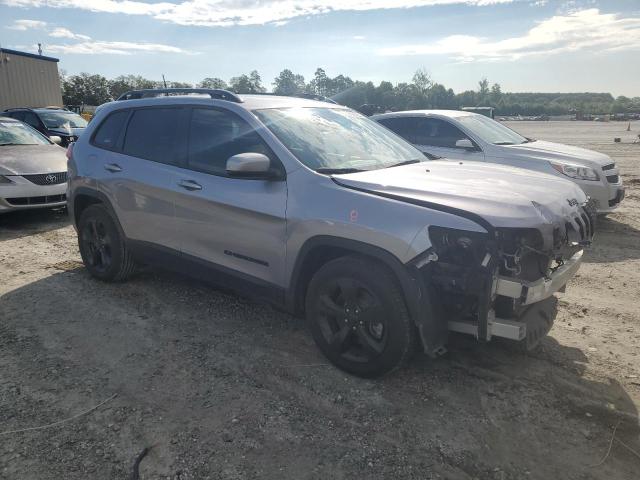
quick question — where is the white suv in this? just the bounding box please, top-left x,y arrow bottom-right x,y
372,110 -> 625,213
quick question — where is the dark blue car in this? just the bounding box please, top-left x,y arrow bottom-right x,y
2,107 -> 87,147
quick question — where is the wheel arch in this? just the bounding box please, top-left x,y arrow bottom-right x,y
71,188 -> 124,236
287,236 -> 447,355
287,237 -> 417,317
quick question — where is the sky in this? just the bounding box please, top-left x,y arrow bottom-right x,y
1,0 -> 639,96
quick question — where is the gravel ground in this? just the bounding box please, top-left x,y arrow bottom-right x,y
1,121 -> 639,479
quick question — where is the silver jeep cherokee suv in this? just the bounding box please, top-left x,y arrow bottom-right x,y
68,88 -> 595,377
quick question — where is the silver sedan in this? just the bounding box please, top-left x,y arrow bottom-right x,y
0,116 -> 68,213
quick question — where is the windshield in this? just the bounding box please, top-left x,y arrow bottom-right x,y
459,115 -> 528,145
0,120 -> 50,146
253,107 -> 423,171
38,111 -> 88,129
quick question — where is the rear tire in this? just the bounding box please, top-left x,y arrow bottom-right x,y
305,255 -> 416,378
77,204 -> 136,282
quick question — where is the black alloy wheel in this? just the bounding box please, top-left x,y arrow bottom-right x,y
306,255 -> 417,377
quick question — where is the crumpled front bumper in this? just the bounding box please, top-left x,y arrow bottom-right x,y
495,249 -> 584,305
446,249 -> 583,345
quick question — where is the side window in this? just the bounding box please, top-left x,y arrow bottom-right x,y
187,108 -> 273,176
7,111 -> 25,121
92,110 -> 129,150
377,117 -> 417,144
23,112 -> 41,129
412,118 -> 469,148
123,108 -> 187,165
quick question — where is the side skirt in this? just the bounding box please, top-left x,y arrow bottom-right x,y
127,240 -> 287,308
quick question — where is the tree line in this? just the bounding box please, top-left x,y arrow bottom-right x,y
60,68 -> 640,116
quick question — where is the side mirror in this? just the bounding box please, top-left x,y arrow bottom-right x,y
455,138 -> 475,150
226,152 -> 273,178
49,135 -> 62,145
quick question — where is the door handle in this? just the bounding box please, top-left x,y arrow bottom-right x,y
104,163 -> 122,173
178,179 -> 203,191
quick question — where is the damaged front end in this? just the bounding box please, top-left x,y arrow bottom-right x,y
413,201 -> 596,351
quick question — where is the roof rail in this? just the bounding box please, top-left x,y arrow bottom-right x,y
116,88 -> 243,103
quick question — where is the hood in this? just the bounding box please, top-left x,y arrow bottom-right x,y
0,145 -> 68,175
332,160 -> 587,234
501,140 -> 612,168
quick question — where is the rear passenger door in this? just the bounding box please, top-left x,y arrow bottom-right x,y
172,107 -> 288,287
91,106 -> 188,251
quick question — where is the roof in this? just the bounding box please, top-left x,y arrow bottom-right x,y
0,116 -> 19,122
3,107 -> 68,113
371,109 -> 477,120
0,48 -> 60,63
240,94 -> 343,110
98,93 -> 344,115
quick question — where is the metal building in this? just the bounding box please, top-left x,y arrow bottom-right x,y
0,48 -> 63,110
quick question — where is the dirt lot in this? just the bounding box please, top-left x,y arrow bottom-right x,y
1,121 -> 639,479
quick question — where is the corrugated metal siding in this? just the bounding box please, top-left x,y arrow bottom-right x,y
0,51 -> 63,110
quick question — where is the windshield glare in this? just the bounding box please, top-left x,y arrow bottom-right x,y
38,111 -> 88,129
0,120 -> 50,146
254,107 -> 422,171
459,115 -> 527,145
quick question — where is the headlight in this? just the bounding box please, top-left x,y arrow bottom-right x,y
550,162 -> 599,181
0,175 -> 14,184
428,226 -> 488,265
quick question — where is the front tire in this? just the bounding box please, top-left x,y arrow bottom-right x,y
77,204 -> 136,282
305,255 -> 416,378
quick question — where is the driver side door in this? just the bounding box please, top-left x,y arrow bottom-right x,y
410,117 -> 485,162
172,107 -> 288,287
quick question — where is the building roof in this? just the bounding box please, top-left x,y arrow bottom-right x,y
0,48 -> 59,63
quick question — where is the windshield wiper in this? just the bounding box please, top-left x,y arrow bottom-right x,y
0,143 -> 21,146
494,141 -> 515,145
386,159 -> 423,169
522,137 -> 536,143
316,167 -> 366,174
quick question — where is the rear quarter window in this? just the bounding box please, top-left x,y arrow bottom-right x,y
92,110 -> 129,151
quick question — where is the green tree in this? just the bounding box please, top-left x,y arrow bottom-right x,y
429,83 -> 456,109
478,77 -> 490,102
309,68 -> 333,96
412,68 -> 432,95
229,70 -> 266,93
198,77 -> 228,89
168,81 -> 193,88
272,69 -> 306,95
108,75 -> 156,99
490,83 -> 502,103
62,73 -> 111,106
